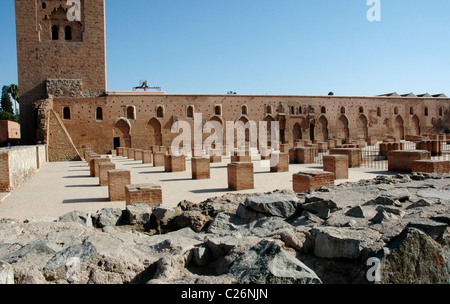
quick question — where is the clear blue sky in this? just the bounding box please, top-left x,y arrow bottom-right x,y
1,0 -> 449,96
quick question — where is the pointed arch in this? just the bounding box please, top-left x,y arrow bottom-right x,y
263,115 -> 275,145
293,123 -> 302,142
394,115 -> 405,140
411,115 -> 420,136
317,115 -> 329,141
146,117 -> 163,147
337,115 -> 350,141
357,114 -> 369,139
235,115 -> 251,147
113,118 -> 132,148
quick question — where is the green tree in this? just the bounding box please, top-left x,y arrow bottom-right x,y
328,91 -> 334,96
1,85 -> 14,114
9,84 -> 19,115
227,91 -> 237,95
0,111 -> 19,123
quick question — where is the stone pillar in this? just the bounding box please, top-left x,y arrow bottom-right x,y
323,155 -> 349,180
165,154 -> 186,172
227,162 -> 254,191
99,162 -> 116,186
259,147 -> 272,160
380,142 -> 403,157
142,150 -> 153,164
153,152 -> 165,167
231,150 -> 252,163
270,152 -> 289,172
388,150 -> 431,172
293,171 -> 335,193
134,149 -> 144,161
128,149 -> 135,160
90,157 -> 111,177
329,148 -> 362,168
279,144 -> 290,153
125,184 -> 162,207
210,155 -> 222,163
412,160 -> 450,174
108,170 -> 131,201
296,148 -> 315,164
191,157 -> 211,179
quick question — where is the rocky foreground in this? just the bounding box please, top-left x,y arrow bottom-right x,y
0,172 -> 449,284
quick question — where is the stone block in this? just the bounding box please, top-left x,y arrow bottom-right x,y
125,184 -> 162,207
127,148 -> 135,160
388,150 -> 431,173
134,149 -> 143,161
165,154 -> 186,172
153,152 -> 165,167
191,157 -> 211,179
90,157 -> 110,177
228,162 -> 254,191
329,148 -> 362,168
99,162 -> 116,186
411,160 -> 450,174
108,170 -> 131,201
323,155 -> 349,180
293,171 -> 334,193
142,150 -> 153,164
270,152 -> 289,172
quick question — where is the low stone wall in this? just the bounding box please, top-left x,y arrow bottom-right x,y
0,145 -> 47,192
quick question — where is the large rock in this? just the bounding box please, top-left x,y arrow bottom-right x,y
235,203 -> 267,222
301,197 -> 338,219
0,261 -> 14,284
345,206 -> 366,218
58,211 -> 93,227
242,193 -> 300,218
173,210 -> 211,232
125,204 -> 152,226
365,196 -> 397,206
92,208 -> 123,228
229,240 -> 322,284
417,188 -> 450,201
43,241 -> 98,282
312,227 -> 382,259
206,235 -> 243,258
207,212 -> 242,236
381,188 -> 410,202
377,228 -> 450,284
1,240 -> 61,264
406,219 -> 448,240
291,211 -> 325,227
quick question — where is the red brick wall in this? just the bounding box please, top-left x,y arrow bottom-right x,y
142,150 -> 153,164
191,157 -> 211,179
153,152 -> 165,167
293,171 -> 335,193
228,162 -> 254,191
16,0 -> 107,144
388,150 -> 431,172
99,162 -> 116,186
108,169 -> 131,201
323,155 -> 349,180
411,160 -> 450,174
164,155 -> 186,172
329,148 -> 362,168
125,184 -> 162,207
270,153 -> 289,172
0,152 -> 10,192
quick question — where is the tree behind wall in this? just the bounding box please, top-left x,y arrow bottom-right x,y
1,85 -> 14,114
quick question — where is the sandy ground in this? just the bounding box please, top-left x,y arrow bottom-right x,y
0,154 -> 396,221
